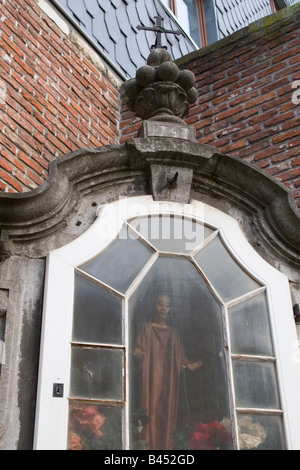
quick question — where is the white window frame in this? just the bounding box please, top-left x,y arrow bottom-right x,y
34,196 -> 300,450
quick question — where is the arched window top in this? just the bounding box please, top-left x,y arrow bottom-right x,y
34,196 -> 300,450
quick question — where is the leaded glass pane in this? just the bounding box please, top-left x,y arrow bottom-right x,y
70,346 -> 124,401
73,274 -> 123,345
233,360 -> 280,410
68,402 -> 123,450
128,256 -> 233,450
129,215 -> 214,253
194,236 -> 260,302
228,293 -> 273,356
79,225 -> 153,293
237,414 -> 286,450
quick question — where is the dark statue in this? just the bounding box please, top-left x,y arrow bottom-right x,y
124,16 -> 197,124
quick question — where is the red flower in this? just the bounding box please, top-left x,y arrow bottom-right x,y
189,421 -> 231,450
70,405 -> 106,437
68,432 -> 82,450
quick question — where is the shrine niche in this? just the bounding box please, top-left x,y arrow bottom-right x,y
129,261 -> 231,450
31,196 -> 298,451
0,13 -> 300,452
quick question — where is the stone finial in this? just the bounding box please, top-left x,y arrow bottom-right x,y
124,48 -> 197,125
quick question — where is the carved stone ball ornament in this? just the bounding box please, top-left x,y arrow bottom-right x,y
124,48 -> 198,124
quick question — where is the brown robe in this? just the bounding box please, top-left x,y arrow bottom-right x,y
135,322 -> 189,450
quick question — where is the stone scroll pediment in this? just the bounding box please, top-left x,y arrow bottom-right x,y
0,136 -> 299,268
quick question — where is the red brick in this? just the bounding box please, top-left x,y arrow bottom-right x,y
292,157 -> 300,167
254,146 -> 283,162
249,128 -> 279,143
215,105 -> 244,123
277,168 -> 300,182
282,117 -> 300,131
273,129 -> 300,144
231,108 -> 258,124
229,90 -> 259,107
0,170 -> 24,192
257,62 -> 288,79
220,140 -> 247,154
272,48 -> 298,64
245,92 -> 276,109
239,141 -> 270,158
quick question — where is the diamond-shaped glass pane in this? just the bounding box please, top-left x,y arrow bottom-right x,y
129,215 -> 214,254
80,225 -> 153,293
194,236 -> 260,302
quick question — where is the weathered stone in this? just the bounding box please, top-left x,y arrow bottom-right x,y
0,135 -> 300,450
151,164 -> 193,203
157,61 -> 179,81
136,65 -> 157,87
138,120 -> 196,141
125,48 -> 197,122
147,48 -> 172,67
176,69 -> 195,90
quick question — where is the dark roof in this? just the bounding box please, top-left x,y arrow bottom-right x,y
50,0 -> 300,79
50,0 -> 196,79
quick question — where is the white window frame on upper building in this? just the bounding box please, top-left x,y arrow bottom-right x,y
160,0 -> 282,48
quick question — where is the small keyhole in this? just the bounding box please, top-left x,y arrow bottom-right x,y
53,383 -> 64,397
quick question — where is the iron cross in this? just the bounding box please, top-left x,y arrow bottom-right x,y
137,15 -> 182,49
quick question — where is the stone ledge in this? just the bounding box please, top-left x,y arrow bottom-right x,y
0,137 -> 299,267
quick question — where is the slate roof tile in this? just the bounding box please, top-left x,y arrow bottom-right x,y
51,0 -> 195,78
53,0 -> 300,79
136,0 -> 151,27
98,0 -> 112,13
84,0 -> 100,18
215,0 -> 273,37
105,6 -> 123,43
92,9 -> 112,52
126,30 -> 142,66
116,3 -> 132,36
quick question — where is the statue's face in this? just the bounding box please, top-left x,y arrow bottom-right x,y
155,295 -> 171,319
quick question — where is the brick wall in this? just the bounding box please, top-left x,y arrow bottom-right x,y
1,1 -> 299,209
0,0 -> 120,193
120,4 -> 300,210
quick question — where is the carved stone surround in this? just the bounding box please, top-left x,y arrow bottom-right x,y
0,133 -> 299,269
0,129 -> 300,448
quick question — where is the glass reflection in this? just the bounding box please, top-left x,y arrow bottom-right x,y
129,215 -> 214,254
68,402 -> 123,450
194,236 -> 260,302
0,310 -> 5,373
228,293 -> 273,356
73,274 -> 123,345
129,256 -> 233,450
80,225 -> 153,293
233,360 -> 280,410
70,346 -> 124,401
237,414 -> 286,450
